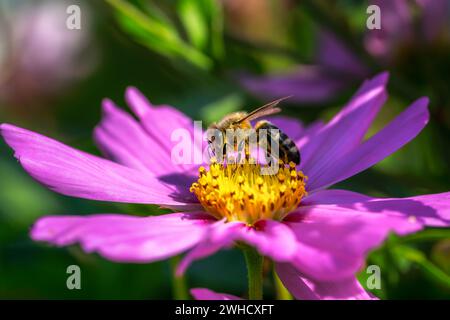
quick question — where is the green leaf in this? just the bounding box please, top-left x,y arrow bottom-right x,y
106,0 -> 212,70
177,0 -> 209,50
176,0 -> 225,60
432,240 -> 450,274
400,228 -> 450,243
394,245 -> 450,289
203,0 -> 225,60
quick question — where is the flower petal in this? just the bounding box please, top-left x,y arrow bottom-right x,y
284,191 -> 446,281
237,220 -> 298,262
239,66 -> 351,104
307,97 -> 429,190
301,72 -> 388,189
190,288 -> 242,300
296,120 -> 325,149
125,87 -> 203,172
94,99 -> 199,203
276,263 -> 377,300
352,192 -> 450,227
177,219 -> 299,275
365,0 -> 412,59
317,31 -> 368,77
177,220 -> 243,275
31,212 -> 213,263
417,0 -> 450,42
302,189 -> 373,206
94,98 -> 177,176
0,124 -> 196,206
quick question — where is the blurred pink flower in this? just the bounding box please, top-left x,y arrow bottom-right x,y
191,288 -> 244,300
0,1 -> 95,106
241,0 -> 449,104
365,0 -> 449,61
1,73 -> 449,300
190,283 -> 377,300
240,33 -> 368,104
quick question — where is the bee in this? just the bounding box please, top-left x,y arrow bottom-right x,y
207,97 -> 301,165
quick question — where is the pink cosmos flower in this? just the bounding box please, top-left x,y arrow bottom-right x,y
241,0 -> 450,104
191,288 -> 244,300
1,72 -> 449,300
0,1 -> 95,106
190,286 -> 376,300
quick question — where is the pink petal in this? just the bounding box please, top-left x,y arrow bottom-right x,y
276,263 -> 377,300
417,0 -> 449,42
191,288 -> 242,300
237,220 -> 298,262
94,99 -> 199,203
352,192 -> 450,227
284,190 -> 450,281
94,98 -> 178,176
31,212 -> 213,263
301,72 -> 388,189
308,97 -> 429,190
296,120 -> 325,149
177,220 -> 243,275
302,189 -> 373,206
0,124 -> 196,207
125,87 -> 203,172
239,66 -> 352,104
317,31 -> 368,77
177,219 -> 299,275
365,0 -> 413,60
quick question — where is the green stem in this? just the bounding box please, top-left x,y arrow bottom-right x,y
170,256 -> 189,300
242,246 -> 264,300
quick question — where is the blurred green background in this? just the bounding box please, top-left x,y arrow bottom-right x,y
0,0 -> 449,299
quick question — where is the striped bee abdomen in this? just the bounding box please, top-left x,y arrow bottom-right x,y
255,120 -> 301,165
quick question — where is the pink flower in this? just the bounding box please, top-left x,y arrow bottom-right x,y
190,283 -> 377,300
0,1 -> 95,106
365,0 -> 450,60
1,72 -> 449,300
241,0 -> 450,104
191,288 -> 244,300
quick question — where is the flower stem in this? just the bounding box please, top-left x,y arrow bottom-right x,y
242,246 -> 264,300
170,256 -> 189,300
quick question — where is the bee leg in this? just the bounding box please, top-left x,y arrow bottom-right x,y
220,142 -> 227,163
236,141 -> 242,164
245,140 -> 251,162
284,153 -> 289,165
266,144 -> 274,167
255,122 -> 271,166
256,120 -> 278,165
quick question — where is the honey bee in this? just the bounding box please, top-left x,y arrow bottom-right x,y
207,96 -> 301,165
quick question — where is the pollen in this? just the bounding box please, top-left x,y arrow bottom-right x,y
190,159 -> 307,224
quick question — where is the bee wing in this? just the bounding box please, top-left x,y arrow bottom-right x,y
236,96 -> 291,123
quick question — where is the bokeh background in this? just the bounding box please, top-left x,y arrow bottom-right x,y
0,0 -> 449,299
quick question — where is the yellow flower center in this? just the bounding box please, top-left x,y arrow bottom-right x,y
190,160 -> 307,224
